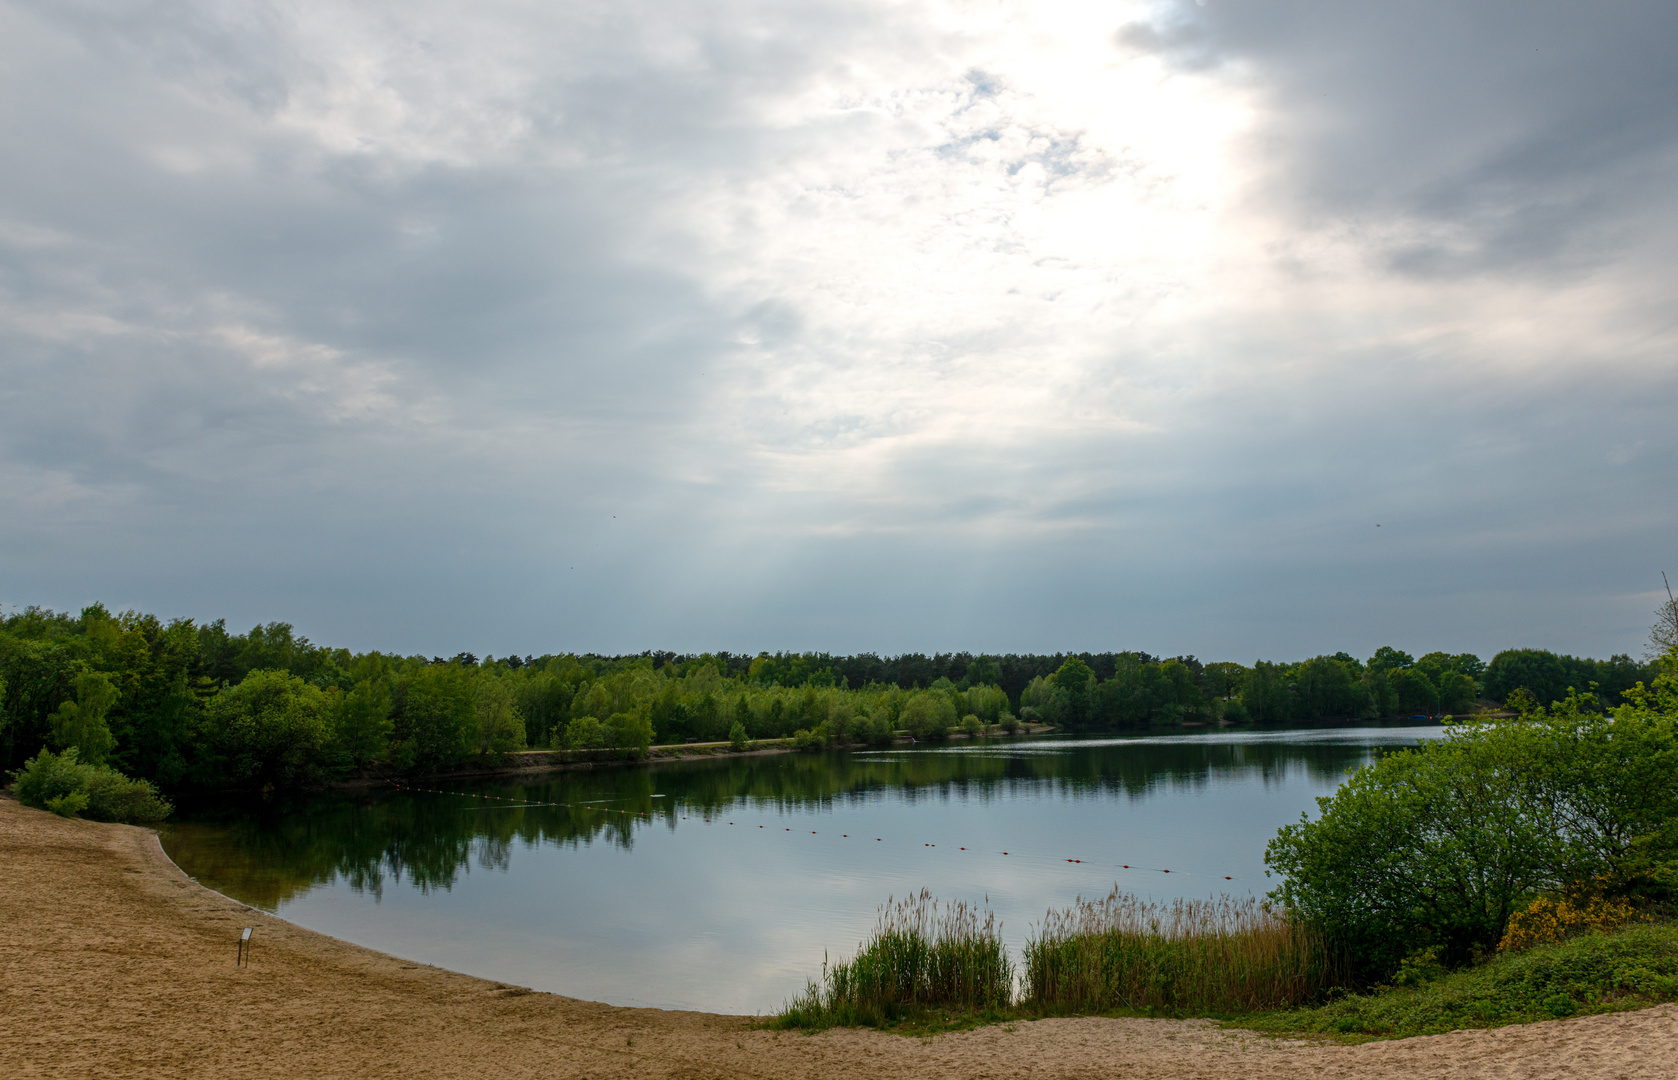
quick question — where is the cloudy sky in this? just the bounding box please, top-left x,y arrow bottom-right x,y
2,0 -> 1674,661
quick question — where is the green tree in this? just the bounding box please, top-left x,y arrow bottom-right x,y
198,669 -> 332,788
1437,672 -> 1478,714
1485,649 -> 1571,706
900,691 -> 956,740
604,712 -> 652,757
49,670 -> 120,765
514,673 -> 573,748
728,720 -> 749,751
963,656 -> 1002,688
565,716 -> 605,750
1018,675 -> 1063,725
393,664 -> 475,770
1242,661 -> 1294,723
1052,657 -> 1096,729
473,673 -> 527,756
1366,646 -> 1414,675
963,684 -> 1009,723
334,677 -> 393,768
1389,668 -> 1439,715
1291,656 -> 1370,720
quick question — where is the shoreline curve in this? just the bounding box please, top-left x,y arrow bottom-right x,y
4,796 -> 1675,1079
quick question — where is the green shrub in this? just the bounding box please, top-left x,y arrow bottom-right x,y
1245,922 -> 1678,1039
13,748 -> 172,823
1265,690 -> 1678,977
728,720 -> 749,751
959,714 -> 983,736
45,791 -> 90,817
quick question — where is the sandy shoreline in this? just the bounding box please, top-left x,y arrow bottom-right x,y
3,798 -> 1675,1079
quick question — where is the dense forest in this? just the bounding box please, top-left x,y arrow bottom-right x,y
0,602 -> 1660,794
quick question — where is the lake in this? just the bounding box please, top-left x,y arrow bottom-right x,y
161,724 -> 1440,1013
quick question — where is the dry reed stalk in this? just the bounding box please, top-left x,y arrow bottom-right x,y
781,888 -> 1013,1026
1023,887 -> 1339,1015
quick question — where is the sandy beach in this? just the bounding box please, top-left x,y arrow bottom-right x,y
3,797 -> 1674,1080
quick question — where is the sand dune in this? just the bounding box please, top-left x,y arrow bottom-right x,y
3,797 -> 1673,1079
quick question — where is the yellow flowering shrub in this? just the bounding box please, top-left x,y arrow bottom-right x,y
1499,886 -> 1644,953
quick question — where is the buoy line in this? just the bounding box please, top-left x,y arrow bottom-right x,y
380,779 -> 1241,881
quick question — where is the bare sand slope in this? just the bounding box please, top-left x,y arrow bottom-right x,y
3,799 -> 1675,1079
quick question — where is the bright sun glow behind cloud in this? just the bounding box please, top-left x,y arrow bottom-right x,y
1,0 -> 1675,656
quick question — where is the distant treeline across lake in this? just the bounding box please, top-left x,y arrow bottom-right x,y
0,603 -> 1656,794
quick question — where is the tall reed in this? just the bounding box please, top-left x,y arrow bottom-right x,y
778,889 -> 1013,1027
1023,888 -> 1339,1015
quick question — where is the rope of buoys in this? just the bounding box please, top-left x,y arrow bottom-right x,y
379,779 -> 1241,879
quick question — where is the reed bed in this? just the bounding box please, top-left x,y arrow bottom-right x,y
1022,888 -> 1340,1015
777,889 -> 1013,1027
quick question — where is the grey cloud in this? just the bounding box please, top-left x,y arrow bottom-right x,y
1,0 -> 1674,661
1130,1 -> 1678,275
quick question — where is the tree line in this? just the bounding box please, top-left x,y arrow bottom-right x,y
0,602 -> 1659,794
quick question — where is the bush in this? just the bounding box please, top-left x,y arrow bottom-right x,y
13,748 -> 172,823
728,720 -> 749,751
1265,688 -> 1678,977
1499,887 -> 1645,953
1246,922 -> 1678,1039
46,791 -> 90,817
959,714 -> 983,737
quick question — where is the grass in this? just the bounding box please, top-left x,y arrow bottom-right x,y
772,889 -> 1014,1030
774,890 -> 1678,1040
1022,888 -> 1340,1016
1240,922 -> 1678,1041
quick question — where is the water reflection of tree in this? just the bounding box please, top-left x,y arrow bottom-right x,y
164,738 -> 1396,908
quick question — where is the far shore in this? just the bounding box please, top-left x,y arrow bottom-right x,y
332,711 -> 1486,791
324,723 -> 1064,789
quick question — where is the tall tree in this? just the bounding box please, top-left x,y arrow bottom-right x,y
49,671 -> 119,765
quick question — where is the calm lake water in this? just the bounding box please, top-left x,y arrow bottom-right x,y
162,725 -> 1440,1013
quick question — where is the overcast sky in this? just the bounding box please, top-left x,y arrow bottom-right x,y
2,0 -> 1674,661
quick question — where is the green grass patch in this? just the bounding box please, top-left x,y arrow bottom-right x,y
1239,922 -> 1678,1041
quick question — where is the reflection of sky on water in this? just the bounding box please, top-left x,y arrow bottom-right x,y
164,726 -> 1439,1014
